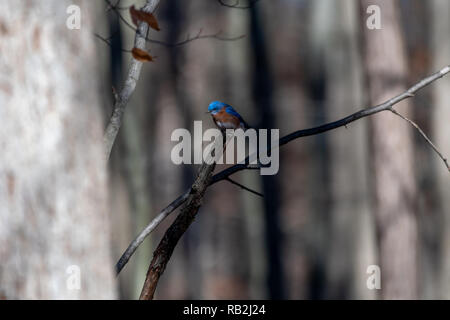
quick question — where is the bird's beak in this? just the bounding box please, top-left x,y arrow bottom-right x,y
205,111 -> 211,114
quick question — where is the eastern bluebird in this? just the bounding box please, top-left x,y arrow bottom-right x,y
207,101 -> 249,131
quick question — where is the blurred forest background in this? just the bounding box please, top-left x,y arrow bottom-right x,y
0,0 -> 449,300
105,0 -> 450,299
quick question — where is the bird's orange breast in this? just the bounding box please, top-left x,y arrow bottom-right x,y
212,107 -> 241,128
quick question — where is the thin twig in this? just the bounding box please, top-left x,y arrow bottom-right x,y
115,65 -> 450,275
103,0 -> 245,49
226,177 -> 264,197
94,33 -> 132,53
389,108 -> 449,171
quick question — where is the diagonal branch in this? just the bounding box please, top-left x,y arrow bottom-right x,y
115,191 -> 189,274
226,177 -> 264,197
138,135 -> 227,299
389,108 -> 449,171
115,65 -> 450,275
139,162 -> 216,300
103,0 -> 160,160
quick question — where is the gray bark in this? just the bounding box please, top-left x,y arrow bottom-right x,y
0,0 -> 117,299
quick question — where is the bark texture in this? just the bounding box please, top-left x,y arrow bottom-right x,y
0,0 -> 117,299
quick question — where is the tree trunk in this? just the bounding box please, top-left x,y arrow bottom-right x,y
360,0 -> 418,299
430,0 -> 450,300
0,0 -> 117,299
250,4 -> 285,299
322,0 -> 374,299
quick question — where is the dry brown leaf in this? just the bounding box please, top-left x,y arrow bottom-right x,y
129,5 -> 140,26
131,47 -> 153,62
129,5 -> 160,31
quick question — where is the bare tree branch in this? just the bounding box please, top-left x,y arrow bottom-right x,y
96,28 -> 245,51
212,65 -> 450,182
115,174 -> 262,274
115,65 -> 450,276
102,0 -> 246,159
102,0 -> 245,51
226,177 -> 264,197
94,33 -> 132,53
103,0 -> 160,160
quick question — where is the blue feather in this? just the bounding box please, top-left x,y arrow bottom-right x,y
208,101 -> 249,129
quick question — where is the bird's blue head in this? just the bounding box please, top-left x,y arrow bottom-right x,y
208,101 -> 227,115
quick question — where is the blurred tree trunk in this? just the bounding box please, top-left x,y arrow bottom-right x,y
146,0 -> 194,299
0,0 -> 117,299
164,0 -> 198,298
304,0 -> 333,299
400,0 -> 437,299
250,4 -> 285,299
322,0 -> 374,299
224,6 -> 266,299
360,0 -> 418,299
431,0 -> 450,300
262,0 -> 316,299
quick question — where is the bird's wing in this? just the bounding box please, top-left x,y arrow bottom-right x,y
225,106 -> 252,129
225,106 -> 244,121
